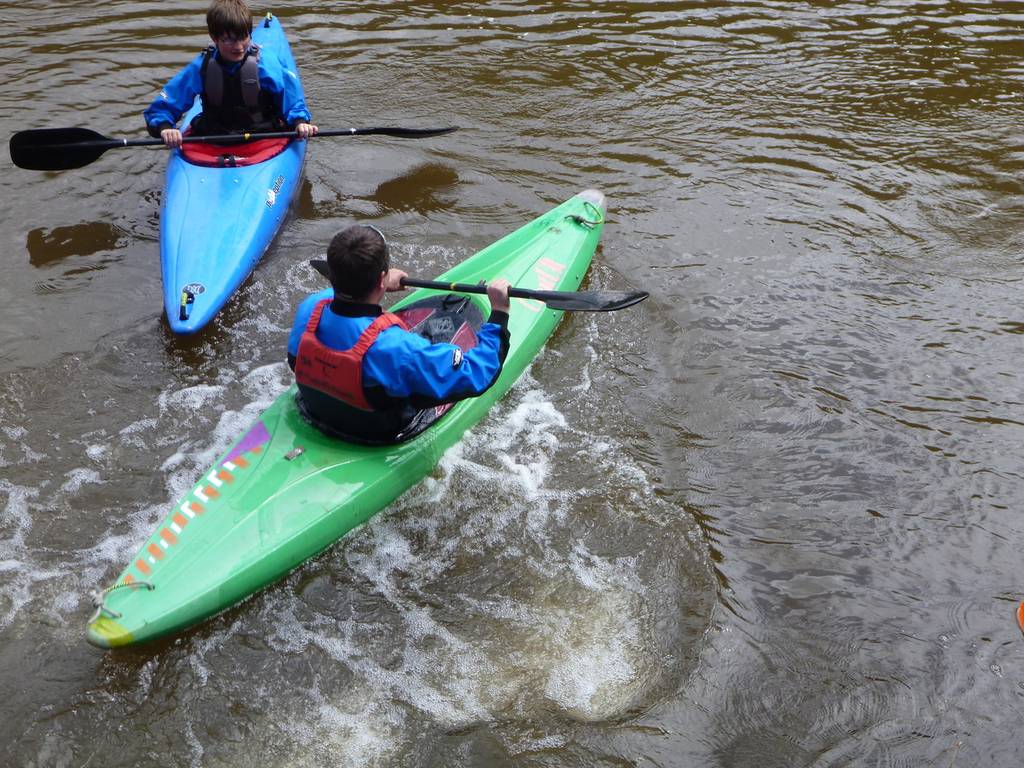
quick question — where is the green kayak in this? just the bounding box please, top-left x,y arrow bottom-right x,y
87,189 -> 606,648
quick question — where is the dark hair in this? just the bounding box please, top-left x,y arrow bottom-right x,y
326,226 -> 389,300
206,0 -> 252,40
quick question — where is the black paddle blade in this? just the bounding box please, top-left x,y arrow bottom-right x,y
10,127 -> 114,170
309,258 -> 330,278
532,289 -> 650,312
346,126 -> 459,139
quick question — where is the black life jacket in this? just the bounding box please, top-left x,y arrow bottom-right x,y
196,45 -> 283,134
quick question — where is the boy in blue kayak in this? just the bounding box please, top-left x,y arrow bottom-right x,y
288,225 -> 512,443
144,0 -> 317,147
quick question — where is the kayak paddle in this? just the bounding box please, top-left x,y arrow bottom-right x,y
400,278 -> 649,312
308,259 -> 648,312
9,126 -> 460,172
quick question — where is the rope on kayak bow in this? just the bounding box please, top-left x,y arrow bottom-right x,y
565,199 -> 604,230
88,580 -> 155,623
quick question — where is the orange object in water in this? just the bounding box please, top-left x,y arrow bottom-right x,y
1017,602 -> 1024,635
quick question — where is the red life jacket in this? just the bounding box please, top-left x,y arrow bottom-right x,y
294,300 -> 408,411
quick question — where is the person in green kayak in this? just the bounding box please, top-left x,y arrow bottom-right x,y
288,225 -> 512,443
144,0 -> 317,148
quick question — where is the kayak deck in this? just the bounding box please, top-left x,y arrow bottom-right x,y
88,189 -> 607,648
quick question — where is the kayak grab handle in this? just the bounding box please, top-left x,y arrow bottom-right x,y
88,579 -> 155,623
179,289 -> 195,321
565,200 -> 604,230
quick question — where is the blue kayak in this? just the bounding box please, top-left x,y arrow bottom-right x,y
160,13 -> 307,334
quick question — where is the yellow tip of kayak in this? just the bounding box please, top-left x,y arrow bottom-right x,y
86,616 -> 135,649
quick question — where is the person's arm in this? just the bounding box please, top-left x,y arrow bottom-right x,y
259,50 -> 316,137
143,53 -> 205,144
365,280 -> 512,404
367,321 -> 510,405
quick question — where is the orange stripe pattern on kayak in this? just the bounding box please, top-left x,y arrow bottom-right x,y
126,446 -> 260,582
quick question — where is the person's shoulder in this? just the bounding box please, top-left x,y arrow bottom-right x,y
295,290 -> 332,319
302,289 -> 333,307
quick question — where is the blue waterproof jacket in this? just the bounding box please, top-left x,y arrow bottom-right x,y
144,46 -> 311,135
288,289 -> 509,404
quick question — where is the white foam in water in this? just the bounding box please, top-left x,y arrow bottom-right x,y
534,546 -> 649,720
340,525 -> 495,723
0,480 -> 69,631
85,443 -> 107,462
119,417 -> 157,436
0,427 -> 46,465
0,564 -> 31,631
461,392 -> 654,721
541,597 -> 641,721
433,385 -> 567,522
240,361 -> 291,400
156,383 -> 225,415
59,467 -> 101,495
182,720 -> 205,767
259,526 -> 499,750
287,671 -> 406,767
78,499 -> 167,572
117,417 -> 158,449
159,448 -> 190,480
272,382 -> 652,747
256,610 -> 413,765
567,540 -> 641,593
0,480 -> 37,556
312,702 -> 403,767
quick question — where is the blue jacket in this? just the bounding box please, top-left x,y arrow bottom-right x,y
288,289 -> 510,406
144,47 -> 311,134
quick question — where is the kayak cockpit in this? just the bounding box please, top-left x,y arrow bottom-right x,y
179,135 -> 293,167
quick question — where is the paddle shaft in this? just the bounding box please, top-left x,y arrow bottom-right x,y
42,126 -> 457,151
403,278 -> 563,302
399,277 -> 649,312
309,260 -> 646,312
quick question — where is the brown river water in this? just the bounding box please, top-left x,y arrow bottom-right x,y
2,1 -> 1024,765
